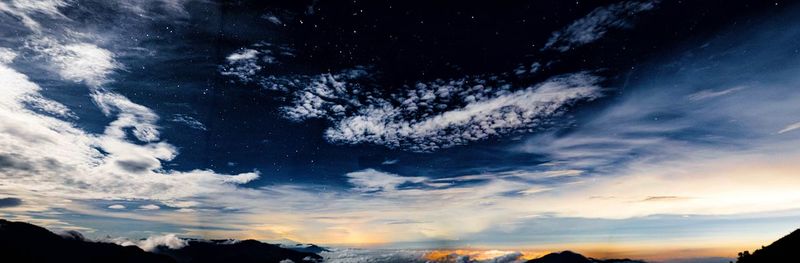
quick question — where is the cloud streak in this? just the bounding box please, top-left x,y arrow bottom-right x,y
544,0 -> 660,52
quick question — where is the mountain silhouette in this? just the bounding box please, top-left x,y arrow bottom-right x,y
154,239 -> 321,263
0,219 -> 175,263
0,219 -> 321,263
525,251 -> 645,263
735,228 -> 800,263
283,243 -> 331,254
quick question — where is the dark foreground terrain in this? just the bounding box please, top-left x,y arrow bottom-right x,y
734,228 -> 800,263
2,218 -> 797,263
525,251 -> 644,263
0,219 -> 321,263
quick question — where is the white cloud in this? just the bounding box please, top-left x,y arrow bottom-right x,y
222,172 -> 260,184
0,41 -> 260,214
139,204 -> 161,210
108,204 -> 126,209
322,73 -> 602,152
778,121 -> 800,134
220,44 -> 293,83
272,70 -> 601,151
320,248 -> 429,263
220,39 -> 601,153
171,114 -> 207,131
92,91 -> 161,142
26,38 -> 119,87
346,169 -> 427,193
22,94 -> 77,119
544,0 -> 659,52
0,47 -> 17,64
113,233 -> 187,252
0,0 -> 69,31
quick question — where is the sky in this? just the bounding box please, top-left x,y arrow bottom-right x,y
1,0 -> 800,261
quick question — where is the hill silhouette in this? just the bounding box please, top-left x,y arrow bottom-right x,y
282,243 -> 331,254
0,219 -> 175,263
154,239 -> 321,263
525,251 -> 645,263
0,219 -> 321,263
735,228 -> 800,263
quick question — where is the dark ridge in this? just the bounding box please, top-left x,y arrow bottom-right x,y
284,243 -> 331,254
153,239 -> 322,263
526,250 -> 645,263
0,219 -> 175,263
0,219 -> 322,263
735,228 -> 800,263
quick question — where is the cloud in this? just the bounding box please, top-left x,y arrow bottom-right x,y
107,204 -> 126,209
320,248 -> 528,263
263,14 -> 283,26
139,204 -> 161,210
23,94 -> 77,119
0,47 -> 17,63
543,0 -> 659,52
346,169 -> 427,193
220,48 -> 261,82
263,69 -> 602,152
324,73 -> 602,152
687,87 -> 746,101
320,248 -> 429,263
381,159 -> 399,165
26,38 -> 119,87
778,121 -> 800,134
0,0 -> 69,31
0,38 -> 261,215
171,114 -> 207,131
4,0 -> 800,254
0,197 -> 22,208
222,172 -> 260,184
220,43 -> 294,84
113,233 -> 187,252
92,91 -> 160,142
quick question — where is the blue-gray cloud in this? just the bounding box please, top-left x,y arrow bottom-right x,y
0,197 -> 22,208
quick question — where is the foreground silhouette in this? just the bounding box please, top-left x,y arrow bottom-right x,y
525,251 -> 644,263
0,219 -> 320,263
735,228 -> 800,263
0,219 -> 175,263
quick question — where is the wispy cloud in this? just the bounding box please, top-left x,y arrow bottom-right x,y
171,114 -> 206,131
543,0 -> 660,52
778,121 -> 800,134
687,86 -> 745,101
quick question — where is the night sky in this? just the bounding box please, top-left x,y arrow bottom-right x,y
2,0 -> 800,262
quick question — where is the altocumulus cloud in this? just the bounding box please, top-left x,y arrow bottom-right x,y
221,61 -> 603,151
217,1 -> 666,152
